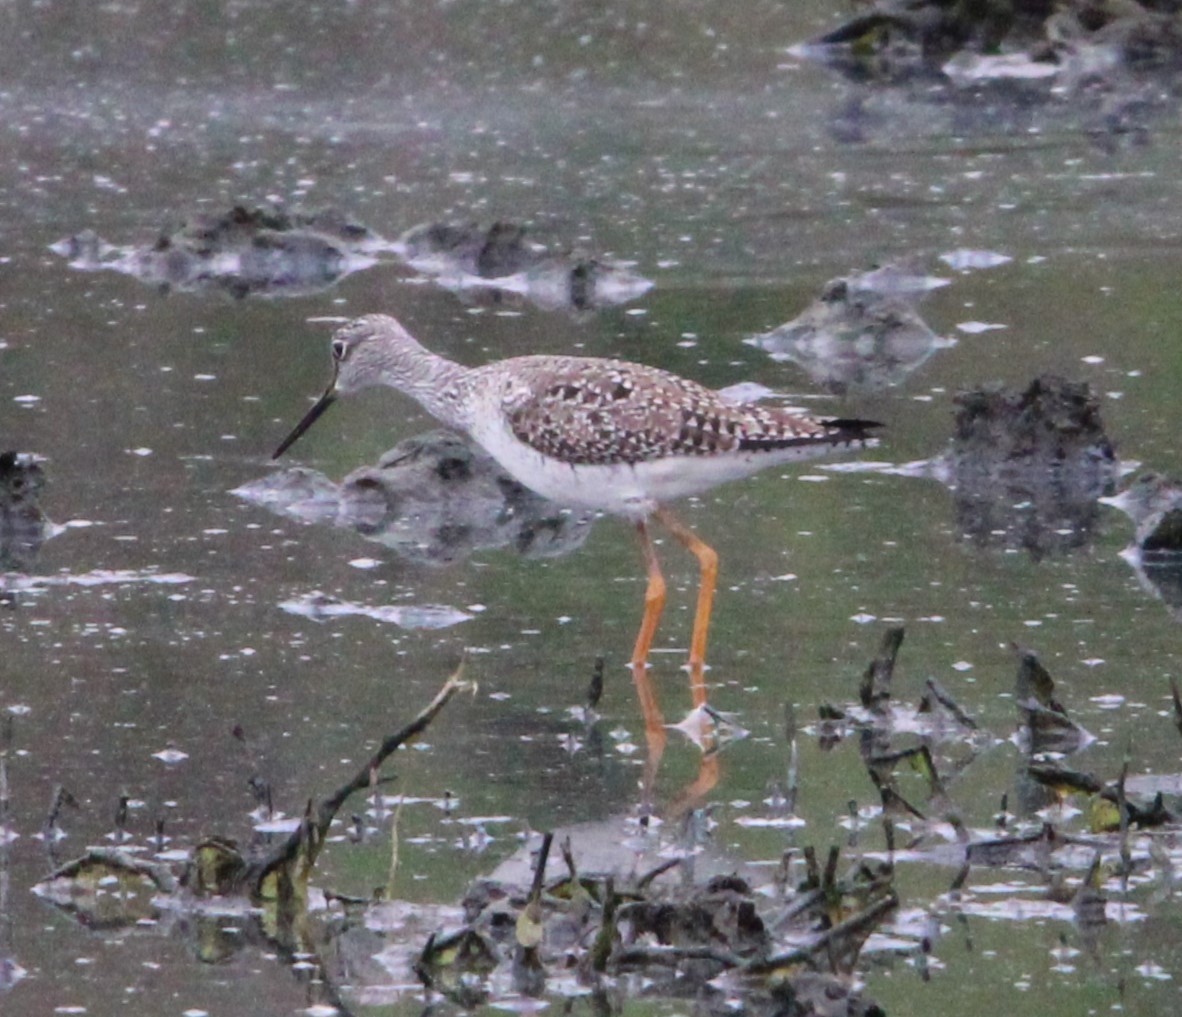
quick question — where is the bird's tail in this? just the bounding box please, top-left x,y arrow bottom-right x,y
822,418 -> 884,441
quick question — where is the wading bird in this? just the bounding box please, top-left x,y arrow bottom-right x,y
274,314 -> 878,761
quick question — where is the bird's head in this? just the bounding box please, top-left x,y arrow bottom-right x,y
272,314 -> 424,459
328,314 -> 426,394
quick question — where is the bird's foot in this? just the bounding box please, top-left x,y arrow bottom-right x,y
669,703 -> 749,751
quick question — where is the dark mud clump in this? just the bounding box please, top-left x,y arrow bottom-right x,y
944,375 -> 1118,557
0,451 -> 49,574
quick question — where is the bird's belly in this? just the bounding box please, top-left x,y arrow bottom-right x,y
472,422 -> 824,517
518,457 -> 709,516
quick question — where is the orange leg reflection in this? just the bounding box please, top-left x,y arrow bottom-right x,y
669,731 -> 721,817
631,518 -> 668,798
630,510 -> 722,812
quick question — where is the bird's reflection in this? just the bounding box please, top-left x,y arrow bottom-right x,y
235,430 -> 594,566
631,681 -> 727,817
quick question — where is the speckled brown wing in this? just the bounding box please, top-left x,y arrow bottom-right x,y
502,357 -> 859,467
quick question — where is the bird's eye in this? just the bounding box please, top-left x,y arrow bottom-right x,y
331,339 -> 348,361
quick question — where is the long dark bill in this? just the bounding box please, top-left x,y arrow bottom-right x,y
273,387 -> 337,459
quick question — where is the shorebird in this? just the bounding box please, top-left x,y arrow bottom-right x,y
273,314 -> 879,715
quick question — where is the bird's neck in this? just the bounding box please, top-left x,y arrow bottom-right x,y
383,350 -> 472,431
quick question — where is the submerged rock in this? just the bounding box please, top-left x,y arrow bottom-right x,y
50,204 -> 393,298
395,220 -> 653,313
941,375 -> 1118,557
233,430 -> 593,565
747,264 -> 953,393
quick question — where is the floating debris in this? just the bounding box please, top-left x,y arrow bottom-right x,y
31,628 -> 1182,1011
50,205 -> 393,298
394,221 -> 652,313
789,1 -> 1053,82
231,465 -> 340,522
831,631 -> 1182,919
834,376 -> 1123,557
412,832 -> 894,1012
35,671 -> 473,918
33,849 -> 177,925
747,264 -> 954,393
939,248 -> 1014,271
792,0 -> 1182,87
28,664 -> 893,1013
397,221 -> 539,279
5,569 -> 195,592
278,591 -> 473,631
0,455 -> 106,607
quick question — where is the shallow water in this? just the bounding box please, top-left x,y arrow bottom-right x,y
2,2 -> 1182,1015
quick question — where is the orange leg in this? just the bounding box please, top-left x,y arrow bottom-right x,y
653,506 -> 718,708
630,518 -> 667,675
631,519 -> 668,784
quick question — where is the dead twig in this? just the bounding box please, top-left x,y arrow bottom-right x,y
612,943 -> 743,970
922,678 -> 979,730
587,657 -> 604,710
1116,752 -> 1132,882
859,627 -> 904,711
747,892 -> 899,975
1169,676 -> 1182,739
636,856 -> 681,891
250,665 -> 474,898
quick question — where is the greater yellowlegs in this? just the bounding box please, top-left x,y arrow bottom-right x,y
274,314 -> 879,708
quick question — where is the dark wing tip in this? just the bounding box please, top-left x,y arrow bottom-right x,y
821,417 -> 884,439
